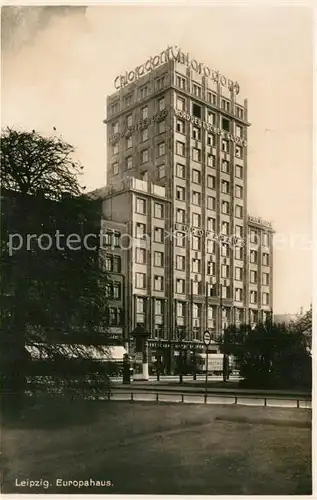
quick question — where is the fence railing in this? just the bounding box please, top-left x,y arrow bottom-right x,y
105,389 -> 311,409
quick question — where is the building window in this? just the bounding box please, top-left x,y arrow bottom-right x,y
222,286 -> 230,299
207,91 -> 217,105
207,175 -> 216,189
250,230 -> 257,243
176,278 -> 185,294
176,186 -> 185,201
236,106 -> 244,119
176,163 -> 185,178
192,103 -> 201,118
157,164 -> 166,179
126,156 -> 132,170
176,75 -> 186,89
136,247 -> 146,264
250,290 -> 257,304
235,205 -> 243,218
136,222 -> 146,239
141,128 -> 148,142
156,76 -> 166,90
176,255 -> 185,270
250,270 -> 257,283
207,154 -> 215,167
207,196 -> 215,210
154,202 -> 164,219
139,85 -> 148,99
222,140 -> 229,153
136,197 -> 146,214
141,149 -> 149,164
154,298 -> 163,318
235,225 -> 243,237
207,134 -> 214,147
113,232 -> 121,247
221,180 -> 230,194
176,119 -> 185,134
113,282 -> 121,299
176,208 -> 185,224
154,227 -> 164,243
176,232 -> 185,247
192,169 -> 201,184
126,136 -> 133,149
154,252 -> 164,267
192,212 -> 201,227
136,272 -> 146,289
235,267 -> 242,280
262,292 -> 269,305
235,185 -> 243,198
192,191 -> 201,205
192,148 -> 201,162
192,303 -> 201,319
110,102 -> 120,115
221,201 -> 230,215
221,264 -> 229,278
207,112 -> 215,125
112,143 -> 119,155
158,142 -> 166,157
221,221 -> 230,235
112,162 -> 119,175
176,141 -> 185,156
176,301 -> 185,318
207,217 -> 216,232
207,261 -> 215,275
235,246 -> 243,260
112,121 -> 119,134
141,106 -> 148,120
222,160 -> 230,174
222,99 -> 230,112
192,126 -> 201,140
250,250 -> 258,263
192,258 -> 201,273
262,233 -> 269,246
221,243 -> 229,257
126,114 -> 133,128
236,124 -> 243,138
136,297 -> 145,324
262,253 -> 270,266
235,288 -> 243,301
207,239 -> 215,253
158,121 -> 166,134
176,96 -> 185,111
222,117 -> 230,132
262,272 -> 269,285
192,282 -> 201,296
235,146 -> 242,158
192,83 -> 202,98
154,276 -> 164,291
158,97 -> 165,111
192,235 -> 201,251
235,165 -> 243,178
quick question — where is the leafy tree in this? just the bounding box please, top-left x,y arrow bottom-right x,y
0,127 -> 112,409
219,321 -> 311,390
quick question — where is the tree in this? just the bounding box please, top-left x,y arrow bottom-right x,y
0,127 -> 112,409
219,321 -> 311,390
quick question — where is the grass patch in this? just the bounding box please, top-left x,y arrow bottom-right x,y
1,399 -> 311,495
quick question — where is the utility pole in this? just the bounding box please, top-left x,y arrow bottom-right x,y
221,284 -> 229,383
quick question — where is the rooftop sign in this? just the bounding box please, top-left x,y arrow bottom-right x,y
248,215 -> 272,228
114,45 -> 240,95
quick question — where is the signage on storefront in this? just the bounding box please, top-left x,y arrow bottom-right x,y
114,45 -> 240,95
109,109 -> 168,145
174,109 -> 247,147
248,215 -> 272,228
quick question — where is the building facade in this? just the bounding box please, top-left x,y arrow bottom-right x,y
96,47 -> 274,352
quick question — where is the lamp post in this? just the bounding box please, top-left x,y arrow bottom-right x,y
177,327 -> 185,385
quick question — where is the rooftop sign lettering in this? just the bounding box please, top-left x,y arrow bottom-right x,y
114,45 -> 240,95
248,215 -> 272,228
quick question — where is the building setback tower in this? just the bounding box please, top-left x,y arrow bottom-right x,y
97,46 -> 274,359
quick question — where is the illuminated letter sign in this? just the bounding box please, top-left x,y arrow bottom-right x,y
114,45 -> 240,95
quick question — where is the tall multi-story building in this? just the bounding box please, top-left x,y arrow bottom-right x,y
94,46 -> 274,363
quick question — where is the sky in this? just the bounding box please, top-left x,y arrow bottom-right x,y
1,3 -> 313,314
